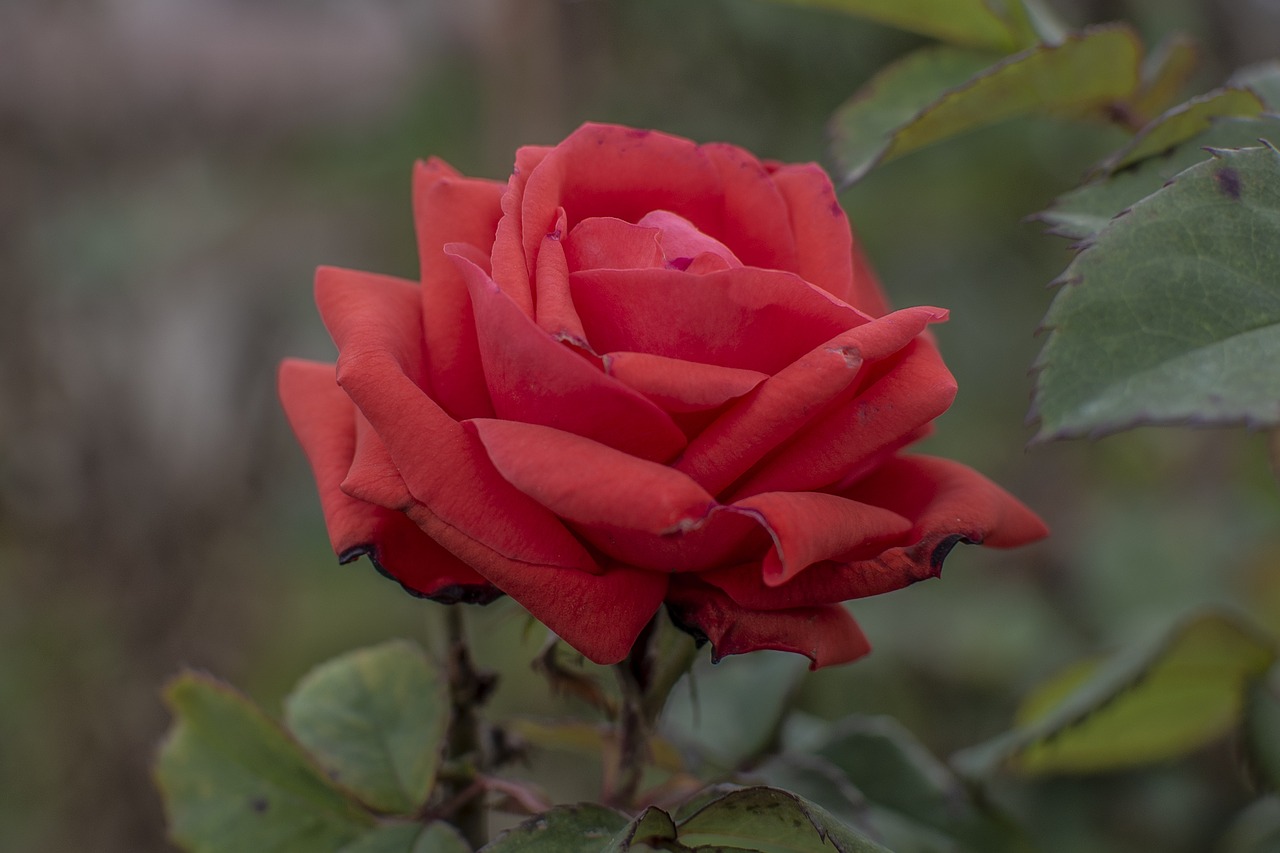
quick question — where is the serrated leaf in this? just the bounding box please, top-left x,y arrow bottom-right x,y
283,640 -> 448,815
1096,88 -> 1265,175
831,25 -> 1142,185
1132,36 -> 1200,120
1031,144 -> 1280,440
1246,666 -> 1280,791
1232,61 -> 1280,111
764,0 -> 1029,51
482,804 -> 631,853
954,609 -> 1277,776
662,651 -> 809,769
337,822 -> 471,853
676,787 -> 892,852
603,806 -> 680,853
155,673 -> 373,853
1038,115 -> 1280,240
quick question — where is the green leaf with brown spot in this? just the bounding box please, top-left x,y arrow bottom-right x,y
482,804 -> 631,853
676,787 -> 892,852
831,25 -> 1142,185
155,673 -> 373,853
954,609 -> 1277,776
283,640 -> 449,815
1031,143 -> 1280,440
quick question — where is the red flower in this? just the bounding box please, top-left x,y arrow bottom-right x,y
279,123 -> 1046,668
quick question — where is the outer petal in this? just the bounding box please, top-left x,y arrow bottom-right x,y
467,419 -> 715,533
675,306 -> 947,495
533,207 -> 588,342
769,162 -> 889,316
729,491 -> 912,586
414,158 -> 504,419
727,338 -> 956,499
570,266 -> 864,374
666,580 -> 870,669
314,266 -> 599,575
278,358 -> 496,603
452,250 -> 688,462
701,455 -> 1049,611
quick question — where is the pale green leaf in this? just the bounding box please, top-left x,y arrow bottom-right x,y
1096,88 -> 1265,174
284,640 -> 449,815
1031,143 -> 1280,440
954,609 -> 1277,776
832,26 -> 1142,185
676,787 -> 892,852
765,0 -> 1028,51
1037,115 -> 1280,241
482,804 -> 630,853
155,673 -> 373,853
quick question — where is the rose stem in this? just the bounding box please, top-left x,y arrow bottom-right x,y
442,605 -> 488,848
608,621 -> 656,809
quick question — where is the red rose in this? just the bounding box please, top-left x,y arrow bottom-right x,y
279,123 -> 1046,668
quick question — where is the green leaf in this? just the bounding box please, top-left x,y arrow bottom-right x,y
1245,666 -> 1280,791
337,822 -> 471,853
283,640 -> 448,815
1132,35 -> 1200,120
1037,115 -> 1280,240
482,804 -> 631,853
676,787 -> 892,852
1031,143 -> 1280,440
764,0 -> 1030,51
603,807 -> 680,853
662,651 -> 809,769
831,25 -> 1142,185
1095,88 -> 1265,174
1231,61 -> 1280,111
954,609 -> 1277,776
155,673 -> 373,853
507,719 -> 686,773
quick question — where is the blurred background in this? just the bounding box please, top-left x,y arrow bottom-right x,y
3,0 -> 1279,850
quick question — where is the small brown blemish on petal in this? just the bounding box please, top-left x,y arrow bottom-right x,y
1214,166 -> 1242,200
830,201 -> 843,217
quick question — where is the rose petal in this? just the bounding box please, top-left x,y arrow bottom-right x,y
413,159 -> 504,419
564,217 -> 665,272
532,207 -> 589,342
570,266 -> 865,374
675,306 -> 947,495
467,419 -> 715,532
702,142 -> 799,272
729,491 -> 913,586
450,249 -> 688,462
576,510 -> 767,574
314,267 -> 598,574
518,124 -> 725,276
666,580 -> 870,668
603,352 -> 767,414
278,358 -> 497,603
637,210 -> 743,269
701,454 -> 1048,611
727,338 -> 956,498
769,162 -> 889,316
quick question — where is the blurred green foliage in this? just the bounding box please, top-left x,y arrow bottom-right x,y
5,1 -> 1280,851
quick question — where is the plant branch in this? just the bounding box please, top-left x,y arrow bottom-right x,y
439,606 -> 494,849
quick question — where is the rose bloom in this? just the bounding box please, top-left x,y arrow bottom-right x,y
279,123 -> 1046,668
